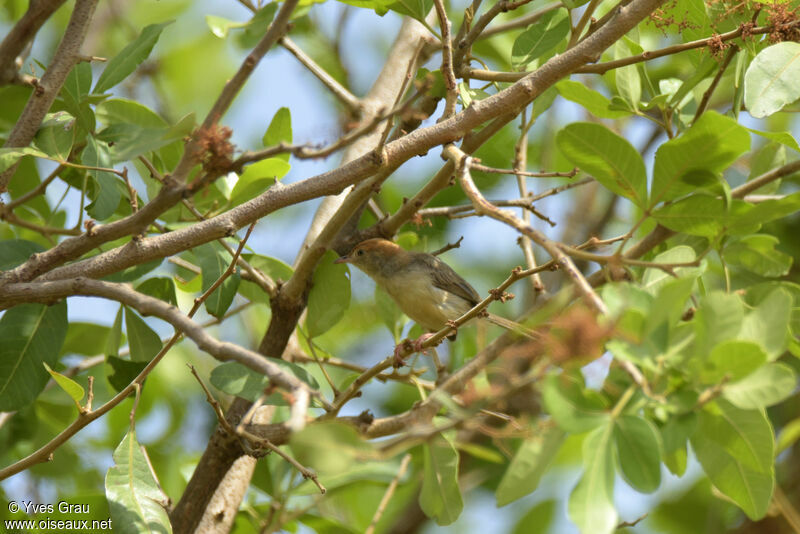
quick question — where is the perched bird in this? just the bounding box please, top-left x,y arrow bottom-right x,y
334,238 -> 530,359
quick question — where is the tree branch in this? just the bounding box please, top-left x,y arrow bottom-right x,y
0,0 -> 98,193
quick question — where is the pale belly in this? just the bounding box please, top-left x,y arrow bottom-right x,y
377,272 -> 472,332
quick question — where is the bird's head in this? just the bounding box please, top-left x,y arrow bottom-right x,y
333,238 -> 405,278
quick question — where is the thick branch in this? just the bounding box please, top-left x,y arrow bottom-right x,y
0,0 -> 68,85
0,0 -> 98,193
0,278 -> 324,401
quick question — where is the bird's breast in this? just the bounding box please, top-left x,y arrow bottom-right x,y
374,269 -> 473,332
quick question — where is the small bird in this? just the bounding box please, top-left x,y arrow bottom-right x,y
334,238 -> 530,360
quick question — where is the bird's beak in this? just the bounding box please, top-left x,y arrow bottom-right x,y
333,256 -> 350,264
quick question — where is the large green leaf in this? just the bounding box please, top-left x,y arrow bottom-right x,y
306,251 -> 351,338
556,122 -> 647,207
541,372 -> 609,433
0,239 -> 44,270
196,242 -> 241,319
653,196 -> 751,236
62,322 -> 113,356
210,360 -> 319,403
690,401 -> 774,519
511,9 -> 569,70
263,106 -> 292,162
724,363 -> 796,409
651,112 -> 750,205
83,135 -> 121,221
739,288 -> 792,360
124,307 -> 163,362
542,372 -> 608,434
699,340 -> 767,384
568,424 -> 617,534
496,425 -> 565,506
555,80 -> 630,119
614,415 -> 662,493
724,235 -> 793,278
105,430 -> 172,534
420,431 -> 463,526
0,300 -> 68,411
290,421 -> 372,475
694,291 -> 744,358
94,22 -> 172,94
229,158 -> 291,207
744,42 -> 800,118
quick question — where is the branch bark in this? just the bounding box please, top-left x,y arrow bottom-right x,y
0,0 -> 98,193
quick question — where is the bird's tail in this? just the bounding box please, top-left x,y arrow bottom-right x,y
485,313 -> 539,340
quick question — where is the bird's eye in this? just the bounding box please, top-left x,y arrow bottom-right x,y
357,249 -> 364,256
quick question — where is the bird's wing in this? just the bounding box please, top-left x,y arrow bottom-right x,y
419,254 -> 482,306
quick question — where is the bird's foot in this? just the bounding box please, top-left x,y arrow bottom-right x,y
393,333 -> 436,367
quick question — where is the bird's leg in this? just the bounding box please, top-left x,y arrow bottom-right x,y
393,333 -> 436,367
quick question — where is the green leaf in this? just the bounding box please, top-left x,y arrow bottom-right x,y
34,112 -> 76,161
375,286 -> 405,341
740,288 -> 792,360
744,42 -> 800,118
0,239 -> 44,270
83,135 -> 121,221
105,430 -> 172,534
700,340 -> 767,384
747,128 -> 800,153
124,307 -> 163,362
97,122 -> 189,163
541,372 -> 609,433
556,122 -> 647,207
135,277 -> 177,306
420,431 -> 463,526
568,424 -> 617,534
728,191 -> 800,234
653,195 -> 750,236
290,421 -> 372,475
210,360 -> 319,402
512,500 -> 556,534
651,111 -> 750,205
263,107 -> 292,162
641,245 -> 700,294
555,80 -> 630,119
496,425 -> 565,506
387,0 -> 433,23
43,362 -> 85,406
237,4 -> 278,48
240,253 -> 294,282
615,40 -> 641,111
614,415 -> 662,493
62,322 -> 112,356
196,243 -> 241,319
95,98 -> 168,128
306,251 -> 351,338
660,413 -> 696,476
511,9 -> 569,70
106,356 -> 147,393
106,306 -> 124,358
690,400 -> 774,519
0,146 -> 48,173
694,291 -> 744,358
724,363 -> 796,409
206,15 -> 246,38
0,300 -> 68,411
94,22 -> 173,94
229,158 -> 291,207
724,235 -> 793,278
60,61 -> 94,131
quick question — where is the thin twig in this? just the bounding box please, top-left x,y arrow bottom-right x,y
365,454 -> 412,534
692,46 -> 737,123
433,0 -> 458,119
280,37 -> 360,111
445,144 -> 607,314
